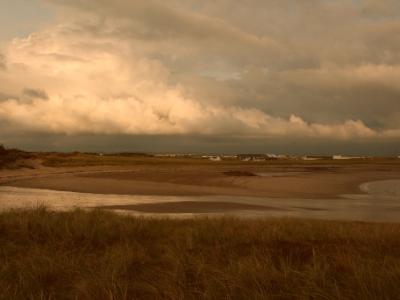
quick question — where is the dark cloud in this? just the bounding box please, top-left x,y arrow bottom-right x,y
1,133 -> 399,156
23,88 -> 49,100
0,53 -> 5,70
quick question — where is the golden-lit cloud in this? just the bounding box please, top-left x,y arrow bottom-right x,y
0,0 -> 400,146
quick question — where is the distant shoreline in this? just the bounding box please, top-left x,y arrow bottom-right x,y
2,156 -> 400,199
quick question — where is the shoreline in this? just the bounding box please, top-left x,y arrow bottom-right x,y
2,164 -> 400,199
1,176 -> 400,222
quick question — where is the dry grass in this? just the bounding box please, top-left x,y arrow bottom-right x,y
0,146 -> 34,169
42,154 -> 185,167
1,208 -> 400,299
2,145 -> 399,169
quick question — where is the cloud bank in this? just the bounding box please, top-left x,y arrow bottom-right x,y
1,0 -> 400,148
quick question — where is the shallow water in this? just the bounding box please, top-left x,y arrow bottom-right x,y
255,172 -> 307,177
360,180 -> 400,198
0,179 -> 399,222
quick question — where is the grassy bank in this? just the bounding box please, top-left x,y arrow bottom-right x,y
2,145 -> 400,169
0,145 -> 34,169
1,209 -> 400,299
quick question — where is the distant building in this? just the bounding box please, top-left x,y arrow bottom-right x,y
237,154 -> 278,161
252,158 -> 266,162
333,155 -> 349,160
333,155 -> 364,160
209,156 -> 222,161
301,156 -> 321,161
155,154 -> 177,157
221,155 -> 237,159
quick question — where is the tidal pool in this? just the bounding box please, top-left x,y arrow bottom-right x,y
0,179 -> 399,222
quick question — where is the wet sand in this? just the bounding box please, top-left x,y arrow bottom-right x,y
2,181 -> 400,221
1,162 -> 400,199
97,201 -> 279,213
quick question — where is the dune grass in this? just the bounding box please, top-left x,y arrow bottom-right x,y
0,145 -> 34,169
2,145 -> 400,169
0,208 -> 400,299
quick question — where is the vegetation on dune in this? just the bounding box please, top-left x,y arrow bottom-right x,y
1,208 -> 400,299
41,153 -> 173,167
1,144 -> 400,169
0,144 -> 34,169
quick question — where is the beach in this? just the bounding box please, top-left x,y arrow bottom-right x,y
2,159 -> 400,198
1,156 -> 400,219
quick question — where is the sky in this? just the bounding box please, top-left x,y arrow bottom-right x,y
0,0 -> 53,43
0,0 -> 400,155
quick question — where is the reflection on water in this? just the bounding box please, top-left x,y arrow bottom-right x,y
0,179 -> 399,222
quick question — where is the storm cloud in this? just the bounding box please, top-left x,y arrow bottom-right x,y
0,0 -> 400,152
0,53 -> 5,70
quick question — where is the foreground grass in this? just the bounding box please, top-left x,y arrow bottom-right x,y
1,209 -> 400,299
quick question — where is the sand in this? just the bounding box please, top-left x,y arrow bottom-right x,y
1,161 -> 400,199
97,201 -> 279,213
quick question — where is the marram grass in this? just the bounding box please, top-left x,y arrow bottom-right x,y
0,208 -> 400,299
